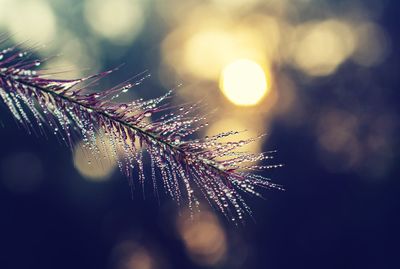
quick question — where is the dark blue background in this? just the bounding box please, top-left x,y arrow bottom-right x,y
1,1 -> 399,268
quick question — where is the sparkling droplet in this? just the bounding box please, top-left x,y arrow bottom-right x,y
174,136 -> 181,144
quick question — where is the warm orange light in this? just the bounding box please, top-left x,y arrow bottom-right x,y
177,211 -> 227,266
292,20 -> 355,76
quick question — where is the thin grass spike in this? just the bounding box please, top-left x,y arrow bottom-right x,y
0,44 -> 282,223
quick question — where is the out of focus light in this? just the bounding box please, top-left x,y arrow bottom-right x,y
220,59 -> 269,106
181,29 -> 238,80
352,22 -> 390,67
124,248 -> 153,269
317,110 -> 358,154
84,0 -> 144,44
4,0 -> 56,45
44,58 -> 83,80
162,16 -> 268,81
44,35 -> 100,79
110,241 -> 156,269
73,136 -> 117,182
316,109 -> 396,176
1,152 -> 43,193
292,20 -> 355,76
211,0 -> 259,11
177,211 -> 227,266
317,109 -> 361,171
243,14 -> 282,60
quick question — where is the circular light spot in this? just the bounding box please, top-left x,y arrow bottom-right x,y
111,241 -> 155,269
291,20 -> 355,76
6,0 -> 57,45
84,0 -> 144,44
162,20 -> 268,81
352,22 -> 390,67
73,136 -> 117,182
182,30 -> 238,80
177,211 -> 227,266
220,59 -> 269,106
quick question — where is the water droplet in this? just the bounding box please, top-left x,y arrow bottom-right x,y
174,136 -> 181,144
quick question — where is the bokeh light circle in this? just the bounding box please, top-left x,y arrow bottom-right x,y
220,59 -> 269,106
84,0 -> 144,44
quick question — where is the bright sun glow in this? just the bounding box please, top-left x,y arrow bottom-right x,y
220,59 -> 269,106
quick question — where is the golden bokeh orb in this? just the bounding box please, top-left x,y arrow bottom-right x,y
291,20 -> 355,76
73,137 -> 117,182
84,0 -> 144,44
220,59 -> 269,106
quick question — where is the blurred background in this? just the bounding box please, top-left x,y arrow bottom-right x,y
0,0 -> 399,268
